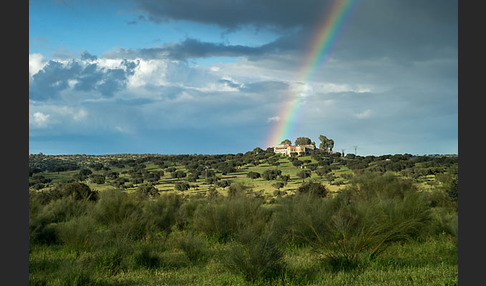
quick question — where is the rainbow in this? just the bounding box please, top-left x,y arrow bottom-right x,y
265,0 -> 360,147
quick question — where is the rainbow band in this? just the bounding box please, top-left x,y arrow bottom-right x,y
265,0 -> 360,147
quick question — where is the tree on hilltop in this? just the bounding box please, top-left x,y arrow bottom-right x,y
280,139 -> 292,146
319,135 -> 334,152
295,137 -> 312,146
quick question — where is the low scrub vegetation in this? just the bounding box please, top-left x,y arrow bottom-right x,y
29,172 -> 457,285
29,151 -> 457,284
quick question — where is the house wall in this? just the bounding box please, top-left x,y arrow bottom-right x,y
273,144 -> 316,156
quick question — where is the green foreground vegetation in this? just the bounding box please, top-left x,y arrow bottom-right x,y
29,149 -> 458,285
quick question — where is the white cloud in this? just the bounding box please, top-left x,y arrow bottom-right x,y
355,109 -> 373,119
127,59 -> 168,88
267,116 -> 280,122
31,112 -> 50,128
73,108 -> 88,121
29,53 -> 47,78
115,126 -> 131,134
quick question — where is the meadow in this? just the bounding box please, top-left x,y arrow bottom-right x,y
29,149 -> 458,285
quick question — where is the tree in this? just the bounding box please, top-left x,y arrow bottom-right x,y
279,174 -> 290,183
89,174 -> 105,184
247,171 -> 261,179
295,137 -> 312,146
280,139 -> 292,146
79,168 -> 92,176
315,166 -> 331,178
253,147 -> 264,154
291,159 -> 303,168
262,169 -> 282,180
60,182 -> 98,201
272,181 -> 285,191
297,182 -> 328,197
318,135 -> 334,152
267,157 -> 280,169
171,170 -> 187,180
174,181 -> 190,191
296,170 -> 311,182
137,184 -> 159,198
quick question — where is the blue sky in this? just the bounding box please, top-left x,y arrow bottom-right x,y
29,0 -> 458,156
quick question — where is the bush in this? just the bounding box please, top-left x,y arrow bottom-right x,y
339,173 -> 417,202
177,232 -> 208,263
57,215 -> 97,251
142,193 -> 183,238
29,221 -> 59,246
224,230 -> 285,283
132,247 -> 160,269
192,194 -> 272,242
176,198 -> 205,230
92,190 -> 146,240
59,182 -> 98,201
272,183 -> 431,266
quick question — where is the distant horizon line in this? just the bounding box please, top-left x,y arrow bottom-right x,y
29,151 -> 459,157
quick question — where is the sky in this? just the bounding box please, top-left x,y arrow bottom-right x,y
29,0 -> 458,156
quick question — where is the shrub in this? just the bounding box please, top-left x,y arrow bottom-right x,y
192,193 -> 272,242
226,182 -> 251,197
59,182 -> 98,201
92,190 -> 146,240
339,173 -> 417,203
224,230 -> 285,283
29,221 -> 59,246
132,247 -> 160,269
177,232 -> 208,263
176,198 -> 204,230
310,193 -> 431,263
57,215 -> 97,251
272,186 -> 431,266
142,193 -> 183,239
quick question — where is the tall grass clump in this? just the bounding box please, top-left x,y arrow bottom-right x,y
141,193 -> 183,241
176,231 -> 208,263
272,173 -> 431,269
339,172 -> 418,202
192,183 -> 273,242
29,188 -> 95,246
92,189 -> 146,240
224,229 -> 285,283
56,215 -> 98,252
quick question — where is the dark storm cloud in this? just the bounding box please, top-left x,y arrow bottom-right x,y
29,59 -> 140,100
134,0 -> 331,30
241,81 -> 289,93
104,38 -> 267,60
130,0 -> 457,63
331,0 -> 457,62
